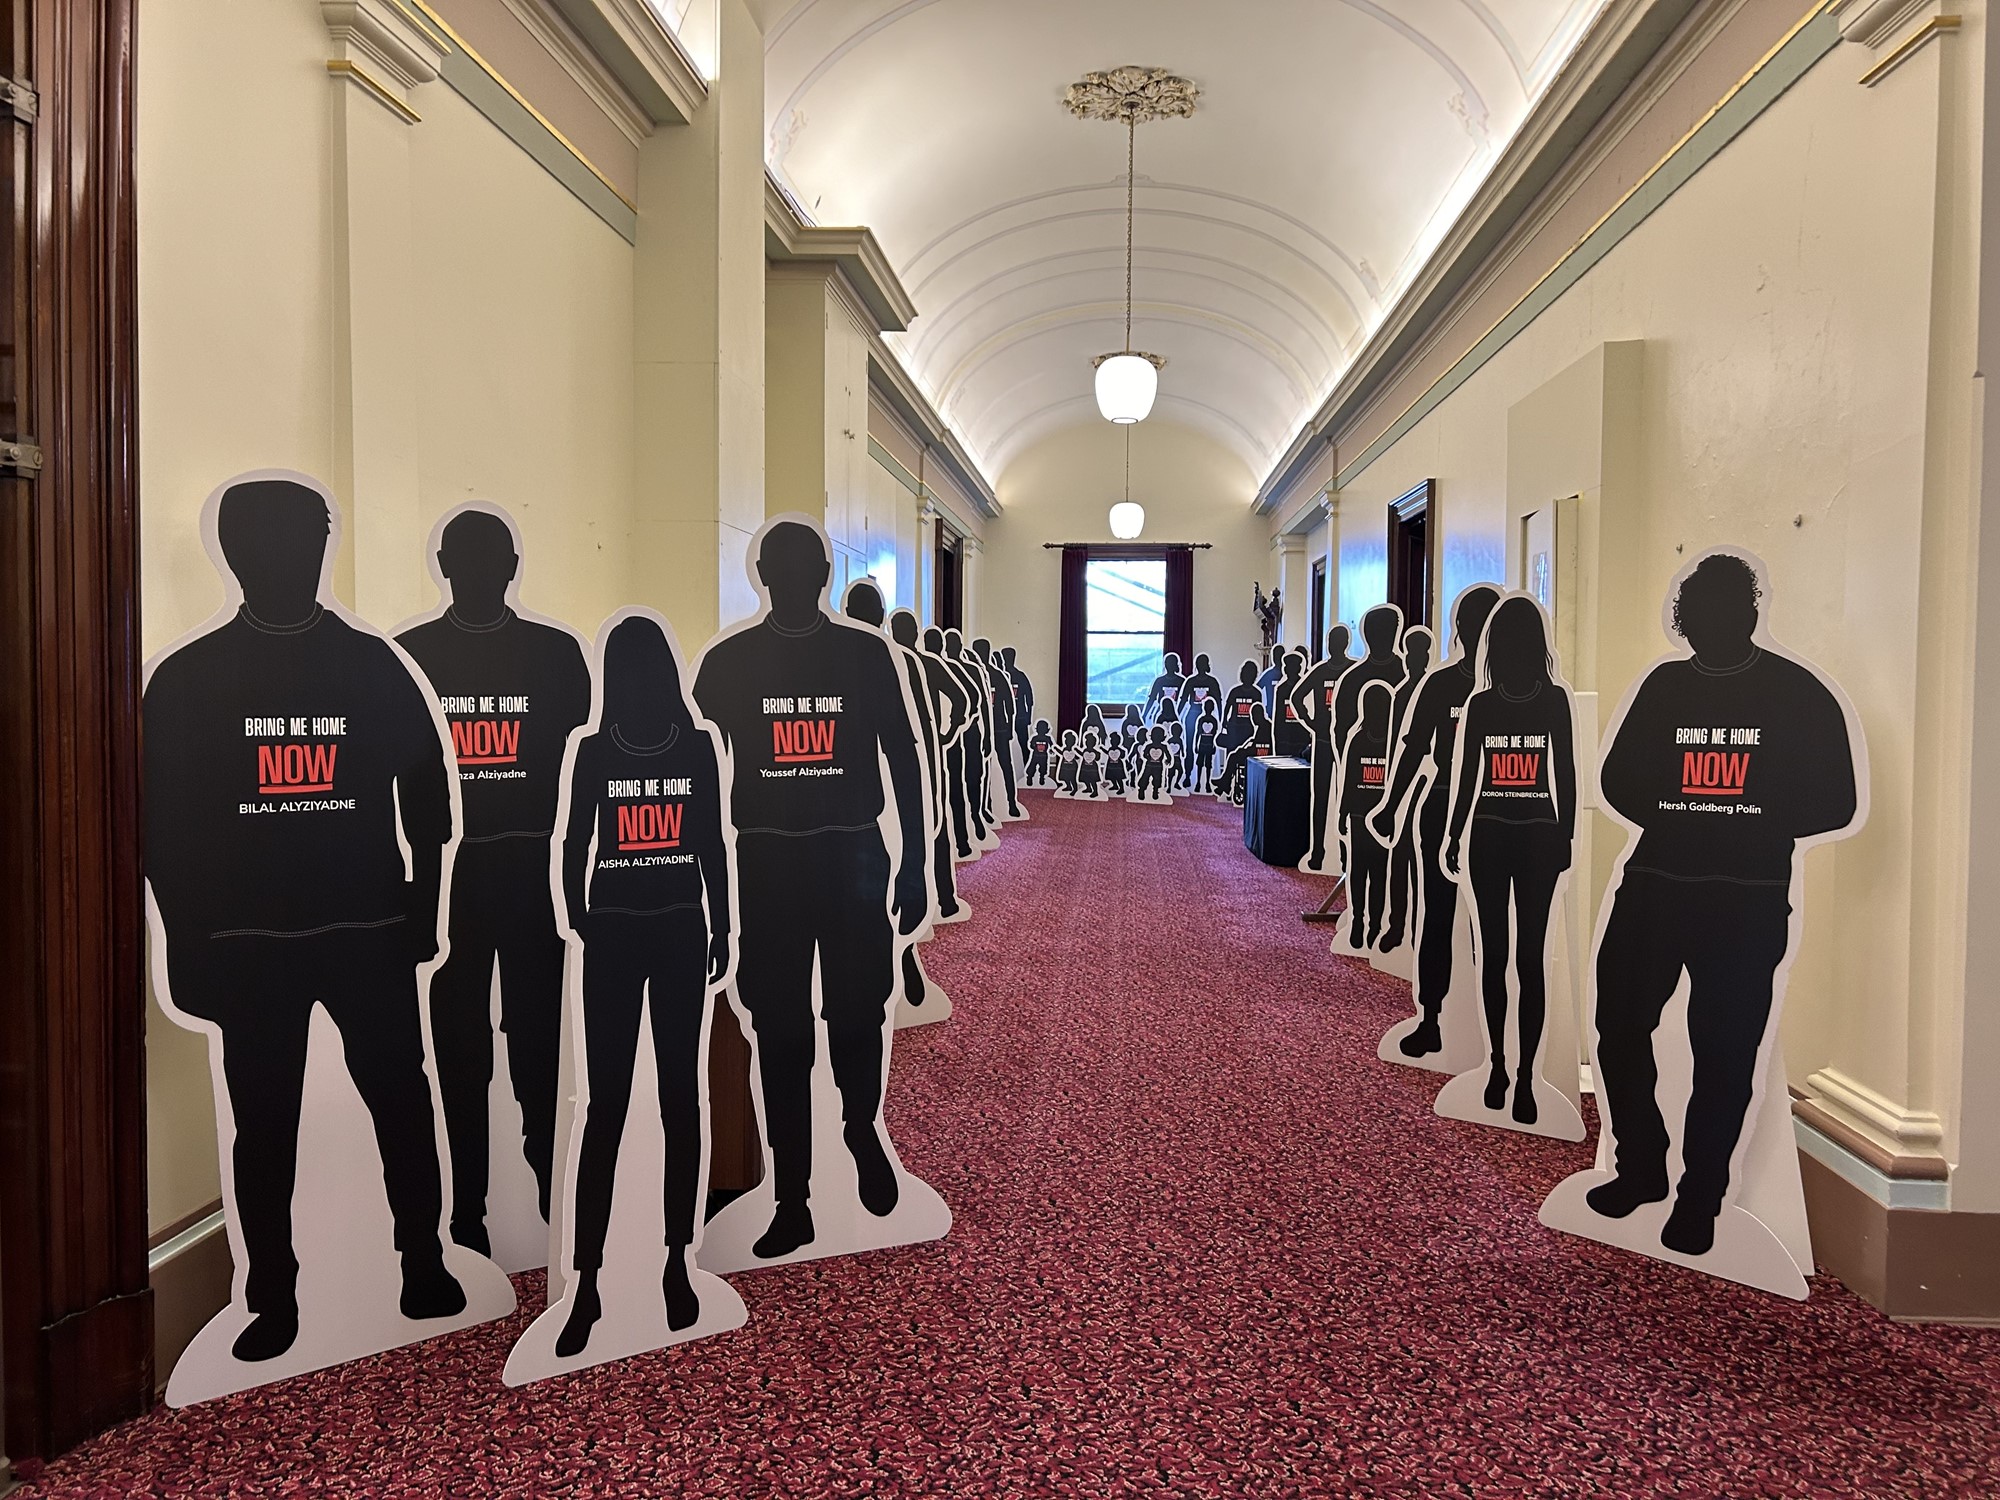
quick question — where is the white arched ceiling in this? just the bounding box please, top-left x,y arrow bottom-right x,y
758,0 -> 1607,486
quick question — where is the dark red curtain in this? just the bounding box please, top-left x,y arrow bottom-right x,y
1056,544 -> 1090,732
1164,545 -> 1194,672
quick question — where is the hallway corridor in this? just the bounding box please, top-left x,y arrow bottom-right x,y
29,796 -> 2000,1497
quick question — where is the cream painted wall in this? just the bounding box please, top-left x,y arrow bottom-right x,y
138,2 -> 640,1233
981,422 -> 1271,718
1312,34 -> 1981,1173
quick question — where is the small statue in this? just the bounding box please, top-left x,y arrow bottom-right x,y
1253,582 -> 1284,666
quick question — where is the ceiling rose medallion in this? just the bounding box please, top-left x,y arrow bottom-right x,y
1067,67 -> 1198,425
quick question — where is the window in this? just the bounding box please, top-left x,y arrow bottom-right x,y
1085,557 -> 1166,705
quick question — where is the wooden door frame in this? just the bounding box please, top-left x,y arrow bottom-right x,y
0,0 -> 153,1462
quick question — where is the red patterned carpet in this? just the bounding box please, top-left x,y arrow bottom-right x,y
28,794 -> 2000,1497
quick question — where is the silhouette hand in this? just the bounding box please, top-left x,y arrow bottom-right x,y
893,870 -> 927,935
1368,811 -> 1392,845
707,931 -> 731,985
406,892 -> 440,963
1444,838 -> 1462,877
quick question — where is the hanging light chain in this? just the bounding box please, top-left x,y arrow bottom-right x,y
1125,116 -> 1136,352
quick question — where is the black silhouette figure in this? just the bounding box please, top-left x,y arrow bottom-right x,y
1257,655 -> 1284,720
144,478 -> 466,1363
1370,587 -> 1501,1058
1143,653 -> 1186,725
1379,627 -> 1434,949
1134,725 -> 1171,801
1217,659 -> 1261,770
554,616 -> 729,1357
692,522 -> 928,1260
1104,732 -> 1128,795
1445,597 -> 1576,1129
1273,650 -> 1311,759
1219,702 -> 1274,805
1002,647 -> 1034,760
397,509 -> 591,1257
1586,553 -> 1860,1257
1339,682 -> 1396,950
852,585 -> 944,1012
1078,730 -> 1104,799
1153,693 -> 1186,790
895,612 -> 971,921
924,627 -> 978,860
1180,654 -> 1223,772
973,636 -> 1023,818
1054,729 -> 1081,795
1291,625 -> 1355,871
1024,719 -> 1053,786
945,629 -> 995,845
1191,709 -> 1219,794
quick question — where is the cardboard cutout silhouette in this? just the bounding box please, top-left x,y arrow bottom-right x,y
1190,707 -> 1220,795
1075,729 -> 1108,799
1273,649 -> 1312,759
1131,724 -> 1175,803
1053,729 -> 1082,797
1002,646 -> 1035,762
692,516 -> 950,1271
1292,625 -> 1357,871
143,472 -> 513,1406
945,629 -> 1000,853
1143,652 -> 1186,725
1180,654 -> 1223,774
1371,626 -> 1434,979
910,623 -> 975,916
1540,549 -> 1865,1297
1372,587 -> 1502,1074
973,636 -> 1027,821
1217,659 -> 1262,784
1219,702 -> 1274,805
1432,594 -> 1586,1142
392,503 -> 591,1273
1333,682 -> 1396,952
851,587 -> 954,1029
1023,718 -> 1055,788
504,610 -> 748,1383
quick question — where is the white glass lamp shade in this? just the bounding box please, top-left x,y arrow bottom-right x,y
1108,501 -> 1146,540
1095,353 -> 1158,424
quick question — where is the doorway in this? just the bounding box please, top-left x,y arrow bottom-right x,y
1387,479 -> 1433,632
1308,556 -> 1327,657
934,526 -> 962,630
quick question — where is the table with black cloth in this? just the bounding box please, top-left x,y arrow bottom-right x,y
1244,755 -> 1311,866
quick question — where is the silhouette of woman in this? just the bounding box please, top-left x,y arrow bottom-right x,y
1218,659 -> 1261,762
556,615 -> 730,1356
1445,597 -> 1576,1126
1339,682 -> 1395,950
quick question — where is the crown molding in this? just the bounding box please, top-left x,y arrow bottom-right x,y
547,0 -> 707,125
322,0 -> 446,120
500,0 -> 653,146
1254,0 -> 1709,513
763,171 -> 919,332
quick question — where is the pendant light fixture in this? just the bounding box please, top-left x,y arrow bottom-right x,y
1109,424 -> 1145,538
1065,67 -> 1199,426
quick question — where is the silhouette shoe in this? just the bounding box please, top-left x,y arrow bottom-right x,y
1483,1063 -> 1509,1111
400,1251 -> 467,1320
753,1200 -> 815,1259
232,1306 -> 300,1363
1399,1019 -> 1442,1058
663,1247 -> 700,1332
450,1220 -> 491,1258
1660,1201 -> 1719,1257
846,1119 -> 901,1217
1585,1172 -> 1670,1220
1380,920 -> 1405,950
1511,1074 -> 1538,1126
555,1273 -> 601,1358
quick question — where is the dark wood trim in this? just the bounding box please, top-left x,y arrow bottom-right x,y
0,0 -> 153,1461
1041,542 -> 1212,552
146,1200 -> 224,1253
1792,1098 -> 1948,1182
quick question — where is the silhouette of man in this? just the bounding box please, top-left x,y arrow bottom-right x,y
397,509 -> 591,1255
848,583 -> 945,1010
945,629 -> 995,843
1371,587 -> 1499,1057
1143,652 -> 1186,725
927,626 -> 979,859
1273,649 -> 1312,759
972,635 -> 1023,818
1586,553 -> 1860,1256
894,613 -> 970,919
1002,646 -> 1034,759
693,523 -> 929,1258
1291,625 -> 1356,871
1179,653 -> 1223,760
1380,626 -> 1434,947
144,478 -> 465,1362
